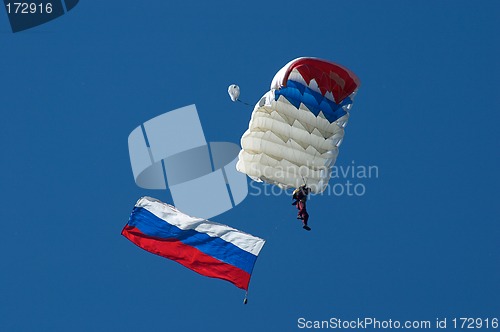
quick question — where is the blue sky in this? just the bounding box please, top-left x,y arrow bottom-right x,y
1,1 -> 499,331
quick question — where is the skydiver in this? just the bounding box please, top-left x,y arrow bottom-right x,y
292,185 -> 311,231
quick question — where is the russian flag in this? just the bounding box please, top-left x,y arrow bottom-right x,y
122,196 -> 265,290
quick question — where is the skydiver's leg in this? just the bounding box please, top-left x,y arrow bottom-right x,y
297,202 -> 310,230
297,201 -> 311,230
301,212 -> 311,231
296,201 -> 303,219
302,211 -> 309,225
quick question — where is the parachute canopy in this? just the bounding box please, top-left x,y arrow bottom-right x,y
228,84 -> 240,102
236,57 -> 360,193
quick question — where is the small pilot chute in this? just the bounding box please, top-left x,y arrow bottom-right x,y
228,84 -> 240,102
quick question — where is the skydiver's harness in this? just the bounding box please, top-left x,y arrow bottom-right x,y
292,187 -> 309,205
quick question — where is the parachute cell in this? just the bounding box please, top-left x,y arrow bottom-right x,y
236,57 -> 360,193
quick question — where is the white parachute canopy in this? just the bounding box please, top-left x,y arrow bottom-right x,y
228,84 -> 240,102
236,57 -> 360,194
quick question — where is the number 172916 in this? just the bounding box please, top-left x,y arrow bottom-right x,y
5,2 -> 53,14
452,318 -> 499,329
